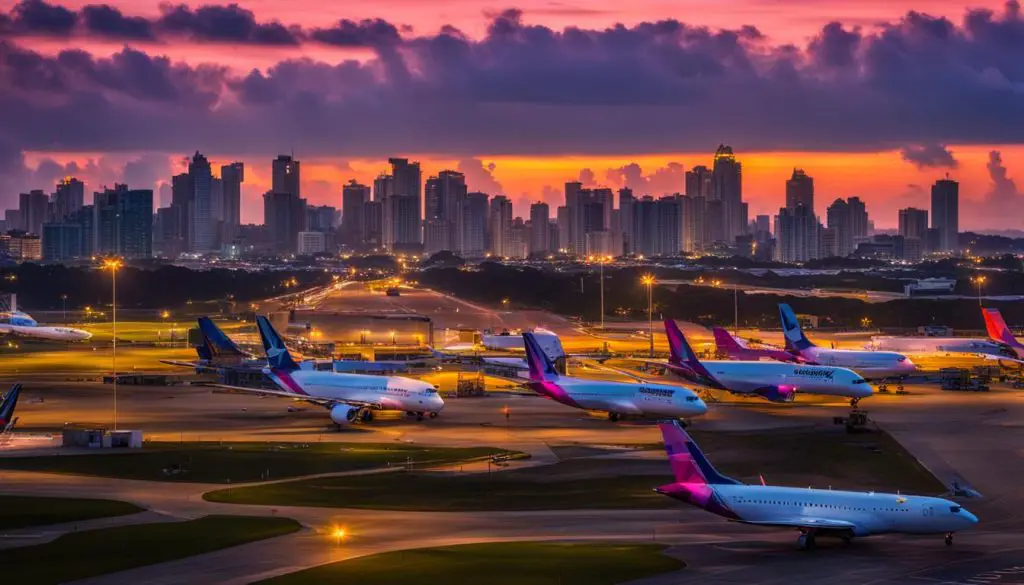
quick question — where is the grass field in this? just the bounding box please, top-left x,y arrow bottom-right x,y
0,515 -> 300,585
206,427 -> 945,510
0,495 -> 143,530
258,542 -> 684,585
0,442 -> 519,483
0,346 -> 196,373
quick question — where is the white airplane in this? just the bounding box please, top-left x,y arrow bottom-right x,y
212,315 -> 444,427
0,296 -> 91,342
655,420 -> 978,550
779,304 -> 917,379
482,328 -> 564,356
867,336 -> 1016,359
522,332 -> 707,422
660,320 -> 874,406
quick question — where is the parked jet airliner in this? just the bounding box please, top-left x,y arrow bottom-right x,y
211,316 -> 444,427
522,332 -> 706,422
655,420 -> 978,549
712,327 -> 804,363
662,320 -> 873,405
0,310 -> 91,342
779,304 -> 917,379
983,308 -> 1024,358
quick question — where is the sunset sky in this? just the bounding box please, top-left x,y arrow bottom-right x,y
2,0 -> 1024,230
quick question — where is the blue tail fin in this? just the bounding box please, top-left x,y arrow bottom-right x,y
524,332 -> 559,382
778,303 -> 814,351
256,315 -> 300,372
198,317 -> 246,357
196,343 -> 213,361
0,384 -> 21,426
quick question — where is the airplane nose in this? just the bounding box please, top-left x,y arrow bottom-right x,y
964,510 -> 979,525
692,398 -> 708,416
858,384 -> 875,398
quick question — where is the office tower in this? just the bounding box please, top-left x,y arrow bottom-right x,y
685,166 -> 712,198
272,155 -> 300,197
508,217 -> 528,259
564,181 -> 584,255
93,184 -> 154,258
462,192 -> 488,258
53,177 -> 84,222
774,203 -> 820,263
680,195 -> 706,253
847,197 -> 868,240
341,180 -> 371,248
42,223 -> 83,261
221,162 -> 244,243
712,145 -> 745,241
388,158 -> 422,248
187,152 -> 215,253
632,196 -> 658,256
529,202 -> 550,256
931,178 -> 959,253
593,188 -> 613,231
307,205 -> 337,233
657,195 -> 682,256
704,199 -> 725,246
4,210 -> 21,232
424,219 -> 449,255
753,214 -> 771,242
819,227 -> 837,259
547,221 -> 560,253
825,198 -> 852,257
19,190 -> 48,235
786,169 -> 814,211
555,206 -> 568,253
297,231 -> 326,255
263,191 -> 307,254
899,208 -> 929,240
362,200 -> 384,249
488,195 -> 513,257
618,188 -> 635,255
424,170 -> 467,253
166,171 -> 191,255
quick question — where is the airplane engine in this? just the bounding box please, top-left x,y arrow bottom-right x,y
753,385 -> 797,403
329,404 -> 360,425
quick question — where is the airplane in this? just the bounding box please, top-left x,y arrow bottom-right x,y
779,304 -> 917,379
654,420 -> 978,550
0,295 -> 90,342
712,327 -> 805,363
212,315 -> 444,427
983,308 -> 1024,358
866,335 -> 1017,359
661,320 -> 874,405
482,328 -> 564,357
522,332 -> 707,422
0,384 -> 21,434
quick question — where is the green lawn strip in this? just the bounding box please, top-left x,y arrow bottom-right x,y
257,542 -> 684,585
0,442 -> 518,483
0,495 -> 143,531
0,514 -> 301,585
206,428 -> 943,510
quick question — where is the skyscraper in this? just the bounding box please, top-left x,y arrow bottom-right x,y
341,180 -> 371,248
685,166 -> 712,198
221,162 -> 244,244
93,184 -> 153,258
786,169 -> 814,212
826,198 -> 853,257
847,196 -> 869,241
529,202 -> 550,256
712,145 -> 745,242
564,181 -> 584,255
898,207 -> 929,240
656,195 -> 682,256
462,192 -> 488,258
488,195 -> 513,257
18,190 -> 48,235
187,152 -> 215,253
424,170 -> 467,253
775,204 -> 820,263
263,191 -> 307,254
272,155 -> 300,197
931,178 -> 959,253
383,158 -> 422,250
618,188 -> 635,255
632,196 -> 658,257
680,195 -> 706,253
53,177 -> 84,222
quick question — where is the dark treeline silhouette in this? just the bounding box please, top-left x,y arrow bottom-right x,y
419,263 -> 1024,330
0,264 -> 332,310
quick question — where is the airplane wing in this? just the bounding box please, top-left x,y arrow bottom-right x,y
160,359 -> 222,371
202,383 -> 381,409
982,354 -> 1024,367
738,517 -> 857,531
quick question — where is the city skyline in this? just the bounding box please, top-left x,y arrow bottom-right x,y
2,0 -> 1024,230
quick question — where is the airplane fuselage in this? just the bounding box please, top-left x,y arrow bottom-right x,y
796,347 -> 917,379
870,336 -> 1016,358
669,361 -> 873,400
267,369 -> 445,414
0,324 -> 92,342
527,377 -> 706,418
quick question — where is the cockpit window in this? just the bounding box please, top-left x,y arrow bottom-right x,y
852,378 -> 868,385
426,387 -> 439,394
685,396 -> 699,402
950,506 -> 961,513
896,356 -> 907,362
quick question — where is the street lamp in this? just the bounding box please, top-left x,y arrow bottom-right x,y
390,330 -> 397,345
102,257 -> 123,430
60,294 -> 68,325
971,275 -> 987,307
599,256 -> 611,331
641,274 -> 655,357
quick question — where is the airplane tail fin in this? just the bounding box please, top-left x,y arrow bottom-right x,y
658,420 -> 740,485
0,384 -> 21,427
983,309 -> 1023,351
196,343 -> 213,361
778,303 -> 814,351
664,319 -> 700,367
711,327 -> 745,356
197,317 -> 246,358
524,332 -> 559,382
256,315 -> 300,372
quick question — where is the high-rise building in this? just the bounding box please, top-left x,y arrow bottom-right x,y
785,169 -> 814,212
556,206 -> 569,253
19,190 -> 49,235
657,195 -> 682,256
42,223 -> 83,261
263,191 -> 307,254
564,181 -> 584,255
53,177 -> 84,222
685,166 -> 712,198
297,231 -> 326,255
825,198 -> 852,257
362,200 -> 384,249
462,192 -> 488,258
307,205 -> 337,233
680,195 -> 705,253
221,162 -> 244,244
529,202 -> 550,256
93,184 -> 154,258
712,145 -> 745,242
424,170 -> 467,253
898,208 -> 929,240
4,210 -> 21,232
272,155 -> 300,197
774,203 -> 820,263
753,215 -> 771,242
931,178 -> 959,253
187,152 -> 215,253
633,196 -> 659,257
488,195 -> 513,257
341,180 -> 371,248
618,188 -> 635,255
389,158 -> 422,249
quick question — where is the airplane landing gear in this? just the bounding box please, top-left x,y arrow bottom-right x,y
850,397 -> 860,408
360,409 -> 374,423
945,532 -> 954,546
429,412 -> 439,419
416,411 -> 425,421
797,532 -> 817,551
608,412 -> 620,422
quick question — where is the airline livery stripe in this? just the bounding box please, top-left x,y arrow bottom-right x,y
271,369 -> 308,395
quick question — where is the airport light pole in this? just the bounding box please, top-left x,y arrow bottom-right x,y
103,258 -> 123,430
61,294 -> 68,325
972,275 -> 987,307
641,274 -> 655,356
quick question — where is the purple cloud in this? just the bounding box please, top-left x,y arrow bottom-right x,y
899,143 -> 959,169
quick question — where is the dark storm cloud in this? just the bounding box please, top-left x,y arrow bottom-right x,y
80,4 -> 154,40
5,2 -> 1024,157
899,144 -> 959,169
0,0 -> 76,36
